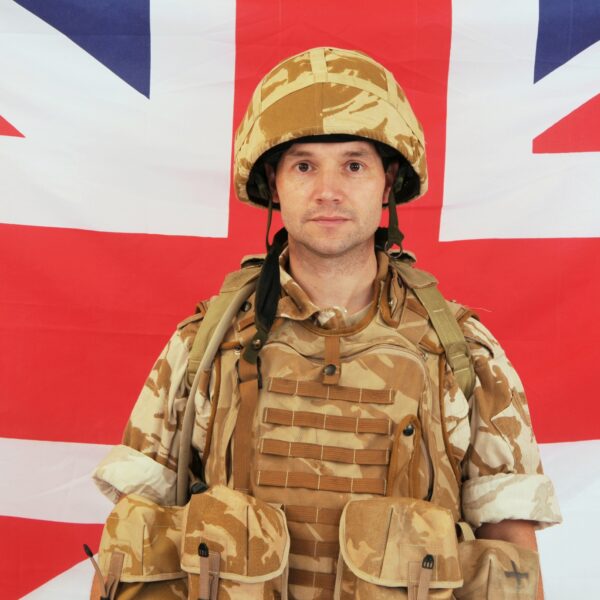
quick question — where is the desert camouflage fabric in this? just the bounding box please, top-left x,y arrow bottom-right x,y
337,496 -> 461,599
456,537 -> 540,599
181,484 -> 289,599
233,47 -> 427,208
93,251 -> 561,599
94,494 -> 187,599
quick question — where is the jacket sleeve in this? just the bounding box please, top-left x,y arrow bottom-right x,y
458,316 -> 562,529
92,318 -> 212,505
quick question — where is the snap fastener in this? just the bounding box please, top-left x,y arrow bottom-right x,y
251,338 -> 262,350
402,423 -> 415,436
241,301 -> 252,312
323,364 -> 337,376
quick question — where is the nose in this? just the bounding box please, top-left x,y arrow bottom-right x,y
313,165 -> 344,203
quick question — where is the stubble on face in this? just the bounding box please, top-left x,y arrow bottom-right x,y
266,141 -> 394,264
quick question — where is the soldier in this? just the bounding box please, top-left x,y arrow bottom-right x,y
93,48 -> 561,599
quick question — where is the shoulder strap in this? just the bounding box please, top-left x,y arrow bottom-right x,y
176,263 -> 261,505
392,260 -> 476,399
186,264 -> 262,387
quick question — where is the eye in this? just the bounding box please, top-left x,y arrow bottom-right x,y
347,161 -> 363,172
295,162 -> 311,173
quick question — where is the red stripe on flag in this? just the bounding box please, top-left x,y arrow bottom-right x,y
0,115 -> 24,137
533,93 -> 600,153
0,517 -> 102,599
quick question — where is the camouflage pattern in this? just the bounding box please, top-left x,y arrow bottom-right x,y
181,484 -> 289,598
456,538 -> 540,599
233,47 -> 427,208
93,251 -> 561,599
336,496 -> 461,598
94,494 -> 187,599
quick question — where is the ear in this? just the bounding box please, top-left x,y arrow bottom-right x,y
264,163 -> 280,204
383,161 -> 400,205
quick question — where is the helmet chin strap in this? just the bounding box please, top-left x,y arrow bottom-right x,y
386,194 -> 405,251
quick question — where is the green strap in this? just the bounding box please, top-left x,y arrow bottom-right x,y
391,260 -> 475,399
411,285 -> 475,399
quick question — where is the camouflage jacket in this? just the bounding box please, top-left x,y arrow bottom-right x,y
93,252 -> 561,532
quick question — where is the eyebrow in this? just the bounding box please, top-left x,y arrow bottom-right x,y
284,148 -> 373,158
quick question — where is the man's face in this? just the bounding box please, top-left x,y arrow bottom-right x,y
266,140 -> 396,259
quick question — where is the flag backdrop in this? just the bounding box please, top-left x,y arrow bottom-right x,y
1,0 -> 599,597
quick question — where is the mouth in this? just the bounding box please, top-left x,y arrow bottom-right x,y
309,215 -> 351,225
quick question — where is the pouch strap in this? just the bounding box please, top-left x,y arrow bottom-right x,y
104,552 -> 124,600
198,546 -> 220,600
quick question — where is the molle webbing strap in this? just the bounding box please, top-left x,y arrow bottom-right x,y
256,470 -> 386,495
263,407 -> 392,435
232,356 -> 260,493
260,438 -> 390,465
284,505 -> 342,525
289,568 -> 336,592
291,538 -> 339,559
176,269 -> 259,506
392,260 -> 475,399
269,377 -> 394,404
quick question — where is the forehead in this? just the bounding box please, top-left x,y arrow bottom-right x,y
281,140 -> 379,160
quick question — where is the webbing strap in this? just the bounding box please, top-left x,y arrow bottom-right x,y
186,266 -> 261,387
289,568 -> 336,591
232,357 -> 260,493
176,275 -> 258,506
411,285 -> 475,399
256,469 -> 387,495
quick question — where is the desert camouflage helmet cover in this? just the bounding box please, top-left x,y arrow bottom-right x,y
233,46 -> 428,209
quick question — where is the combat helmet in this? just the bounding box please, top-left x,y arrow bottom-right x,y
234,47 -> 427,218
234,47 -> 429,362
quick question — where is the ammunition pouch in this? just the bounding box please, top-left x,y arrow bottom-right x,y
335,496 -> 462,599
91,485 -> 289,600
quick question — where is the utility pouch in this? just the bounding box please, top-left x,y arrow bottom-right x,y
91,494 -> 187,600
455,526 -> 539,600
180,484 -> 290,600
335,496 -> 462,599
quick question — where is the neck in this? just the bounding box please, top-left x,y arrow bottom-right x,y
287,240 -> 378,314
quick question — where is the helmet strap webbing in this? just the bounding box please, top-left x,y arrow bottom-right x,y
386,195 -> 405,251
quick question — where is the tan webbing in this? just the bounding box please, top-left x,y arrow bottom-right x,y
291,538 -> 339,558
263,407 -> 392,435
260,438 -> 390,465
269,377 -> 394,404
176,267 -> 259,505
284,505 -> 342,525
256,469 -> 386,495
392,260 -> 475,399
289,568 -> 336,591
232,356 -> 260,493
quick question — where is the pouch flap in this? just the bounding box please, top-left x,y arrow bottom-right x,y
339,497 -> 462,588
181,485 -> 289,583
98,494 -> 185,582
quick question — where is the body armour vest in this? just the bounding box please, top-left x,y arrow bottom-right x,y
203,259 -> 469,600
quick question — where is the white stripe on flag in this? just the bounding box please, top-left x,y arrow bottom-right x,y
0,438 -> 113,524
442,0 -> 600,240
5,438 -> 599,599
21,558 -> 93,599
0,0 -> 235,236
538,439 -> 600,598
